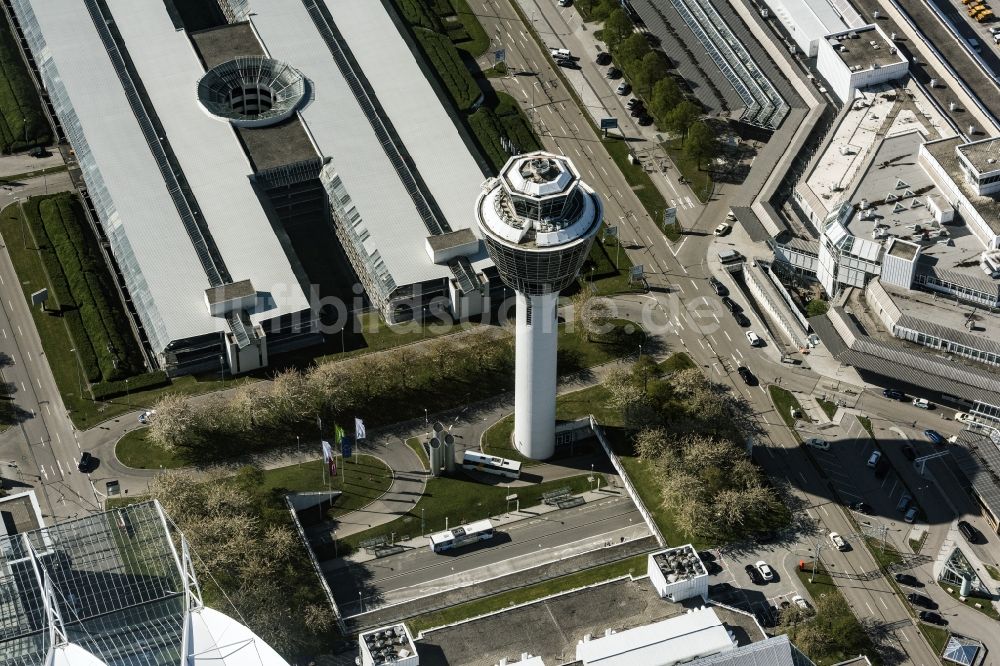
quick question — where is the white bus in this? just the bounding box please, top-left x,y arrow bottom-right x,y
428,519 -> 495,553
462,450 -> 522,480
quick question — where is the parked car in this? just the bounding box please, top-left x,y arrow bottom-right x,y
902,443 -> 916,461
904,506 -> 919,523
882,388 -> 906,400
596,51 -> 612,65
138,409 -> 156,424
738,366 -> 758,386
755,561 -> 775,582
745,564 -> 763,585
895,573 -> 920,586
919,610 -> 947,625
629,106 -> 644,117
805,438 -> 830,451
733,311 -> 751,327
955,411 -> 976,424
746,331 -> 763,347
912,398 -> 933,409
549,47 -> 572,60
637,115 -> 653,126
896,493 -> 913,512
721,296 -> 741,313
714,222 -> 731,236
924,429 -> 944,445
78,452 -> 94,473
791,594 -> 809,610
616,81 -> 631,95
852,501 -> 873,515
867,450 -> 882,468
606,66 -> 622,79
709,277 -> 729,296
558,0 -> 572,6
556,58 -> 580,69
626,97 -> 642,108
829,532 -> 848,551
959,520 -> 984,544
907,593 -> 938,610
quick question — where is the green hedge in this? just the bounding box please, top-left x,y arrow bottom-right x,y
0,18 -> 50,152
413,27 -> 480,111
26,193 -> 143,382
468,92 -> 541,172
396,0 -> 443,31
91,371 -> 169,401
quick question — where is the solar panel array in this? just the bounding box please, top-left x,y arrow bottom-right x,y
0,501 -> 186,666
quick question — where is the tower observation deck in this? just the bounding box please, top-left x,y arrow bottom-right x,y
475,152 -> 603,459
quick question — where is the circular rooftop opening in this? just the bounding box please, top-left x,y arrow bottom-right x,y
197,56 -> 305,128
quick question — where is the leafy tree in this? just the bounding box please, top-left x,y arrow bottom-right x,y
664,100 -> 701,137
574,291 -> 613,340
633,52 -> 670,98
806,298 -> 829,317
683,121 -> 717,170
634,426 -> 671,460
603,8 -> 634,50
150,393 -> 204,452
649,78 -> 682,123
614,33 -> 650,71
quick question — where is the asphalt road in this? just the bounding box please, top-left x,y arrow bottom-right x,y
333,493 -> 647,615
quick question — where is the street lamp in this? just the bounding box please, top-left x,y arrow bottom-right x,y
124,378 -> 129,408
424,408 -> 428,424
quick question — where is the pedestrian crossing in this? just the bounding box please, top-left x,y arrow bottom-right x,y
669,196 -> 698,210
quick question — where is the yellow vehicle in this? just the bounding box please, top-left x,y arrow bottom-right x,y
968,4 -> 985,12
976,9 -> 994,19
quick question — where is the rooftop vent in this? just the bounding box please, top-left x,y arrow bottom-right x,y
519,157 -> 563,184
197,56 -> 306,128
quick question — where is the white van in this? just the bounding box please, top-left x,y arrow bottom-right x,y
912,398 -> 932,409
867,450 -> 881,468
745,331 -> 762,347
714,222 -> 731,236
549,47 -> 572,60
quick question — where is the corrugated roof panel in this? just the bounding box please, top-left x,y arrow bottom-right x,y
106,0 -> 310,326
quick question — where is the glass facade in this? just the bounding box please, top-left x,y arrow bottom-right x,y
915,273 -> 1000,308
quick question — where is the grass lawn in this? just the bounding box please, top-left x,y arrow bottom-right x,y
580,237 -> 642,296
816,398 -> 838,419
408,553 -> 647,635
859,416 -> 875,439
406,437 -> 430,470
938,581 -> 1000,620
259,456 -> 393,518
917,623 -> 949,655
663,140 -> 713,203
984,563 -> 1000,581
619,451 -> 709,548
909,533 -> 927,553
864,537 -> 904,569
794,566 -> 882,665
449,0 -> 490,57
0,164 -> 68,184
601,138 -> 673,239
559,319 -> 645,372
769,385 -> 805,428
341,472 -> 601,553
116,428 -> 185,469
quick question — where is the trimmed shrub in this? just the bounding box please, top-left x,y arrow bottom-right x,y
91,371 -> 169,401
469,93 -> 540,173
413,27 -> 480,111
0,19 -> 50,152
396,0 -> 442,31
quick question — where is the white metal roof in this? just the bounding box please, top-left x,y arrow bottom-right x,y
575,609 -> 734,666
45,644 -> 108,666
26,0 -> 216,347
185,606 -> 290,666
763,0 -> 850,54
105,0 -> 310,328
251,0 -> 485,288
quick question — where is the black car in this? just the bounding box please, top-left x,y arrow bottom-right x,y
78,452 -> 93,473
738,366 -> 758,386
959,520 -> 984,544
852,501 -> 873,515
721,295 -> 742,313
630,106 -> 644,117
883,388 -> 906,400
556,58 -> 580,69
755,609 -> 776,628
907,593 -> 938,610
745,564 -> 763,585
606,67 -> 622,79
709,277 -> 729,296
698,550 -> 717,562
637,114 -> 653,126
902,443 -> 917,461
895,573 -> 920,586
733,311 -> 751,327
596,51 -> 612,65
919,610 -> 947,625
626,97 -> 642,108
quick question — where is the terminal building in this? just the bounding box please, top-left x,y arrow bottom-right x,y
9,0 -> 496,376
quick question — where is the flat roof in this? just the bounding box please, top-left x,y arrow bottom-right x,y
924,137 -> 1000,234
845,132 -> 991,285
956,137 -> 1000,175
108,0 -> 310,330
575,608 -> 732,666
880,283 -> 1000,357
886,237 -> 919,260
0,491 -> 43,536
251,0 -> 491,289
825,25 -> 906,71
764,0 -> 852,52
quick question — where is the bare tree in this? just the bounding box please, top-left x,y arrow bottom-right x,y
149,393 -> 201,452
634,427 -> 671,460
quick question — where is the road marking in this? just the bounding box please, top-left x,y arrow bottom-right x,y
690,279 -> 699,291
712,313 -> 719,324
799,472 -> 808,485
724,330 -> 731,341
20,382 -> 25,392
574,147 -> 582,157
880,598 -> 888,609
734,349 -> 744,360
40,465 -> 47,480
7,301 -> 12,311
1,328 -> 5,339
713,363 -> 722,375
26,351 -> 30,361
668,238 -> 688,257
900,629 -> 910,642
697,338 -> 705,350
36,377 -> 41,389
17,325 -> 22,336
600,165 -> 608,176
645,234 -> 654,245
865,601 -> 874,615
44,404 -> 50,415
586,144 -> 594,154
57,460 -> 64,476
55,432 -> 60,443
759,385 -> 767,395
820,505 -> 828,516
708,335 -> 717,347
616,189 -> 623,199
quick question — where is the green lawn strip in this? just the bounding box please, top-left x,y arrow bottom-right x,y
909,533 -> 927,553
662,140 -> 713,203
600,138 -> 674,240
408,553 -> 648,634
793,566 -> 883,665
580,236 -> 640,296
938,581 -> 1000,620
859,416 -> 875,439
0,164 -> 68,184
769,385 -> 805,428
0,20 -> 51,152
116,428 -> 185,470
983,563 -> 1000,581
406,437 -> 430,470
257,456 -> 394,518
341,472 -> 601,553
816,398 -> 838,419
449,0 -> 490,57
864,536 -> 904,570
917,623 -> 949,655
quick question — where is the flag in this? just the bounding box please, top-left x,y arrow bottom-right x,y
321,440 -> 333,463
355,417 -> 366,440
329,456 -> 337,477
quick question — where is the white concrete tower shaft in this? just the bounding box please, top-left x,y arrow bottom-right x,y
514,291 -> 559,459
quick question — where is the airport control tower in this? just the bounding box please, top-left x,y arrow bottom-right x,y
475,152 -> 603,459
